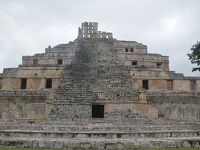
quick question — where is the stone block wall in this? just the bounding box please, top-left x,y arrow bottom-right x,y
147,93 -> 200,120
22,55 -> 74,66
105,103 -> 158,118
132,79 -> 168,90
196,80 -> 200,91
48,38 -> 139,122
2,67 -> 63,90
131,69 -> 169,78
167,79 -> 200,92
49,103 -> 158,123
0,91 -> 48,121
117,52 -> 169,72
132,78 -> 200,92
22,40 -> 78,66
78,22 -> 113,39
0,74 -> 3,89
173,80 -> 191,91
149,80 -> 168,90
2,78 -> 20,90
114,41 -> 147,54
49,104 -> 91,122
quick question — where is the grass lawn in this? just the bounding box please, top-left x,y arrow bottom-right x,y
0,148 -> 200,150
0,148 -> 61,150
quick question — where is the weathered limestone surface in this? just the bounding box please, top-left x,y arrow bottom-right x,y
0,91 -> 49,121
0,22 -> 200,149
147,92 -> 200,120
0,73 -> 2,89
49,38 -> 138,122
0,121 -> 200,149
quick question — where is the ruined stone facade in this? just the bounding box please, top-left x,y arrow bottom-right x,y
0,22 -> 200,121
1,22 -> 200,149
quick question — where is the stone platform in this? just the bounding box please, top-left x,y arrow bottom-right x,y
0,121 -> 200,149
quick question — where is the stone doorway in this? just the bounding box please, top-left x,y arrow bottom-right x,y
92,104 -> 104,118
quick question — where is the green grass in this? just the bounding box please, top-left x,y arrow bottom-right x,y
0,148 -> 54,150
0,148 -> 200,150
0,148 -> 62,150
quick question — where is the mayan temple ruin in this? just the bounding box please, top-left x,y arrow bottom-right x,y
0,22 -> 200,149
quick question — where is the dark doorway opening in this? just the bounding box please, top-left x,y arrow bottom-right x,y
130,48 -> 134,52
58,59 -> 63,65
156,63 -> 161,68
92,104 -> 104,118
46,78 -> 52,89
21,78 -> 27,89
167,80 -> 173,90
33,59 -> 38,65
190,80 -> 196,90
143,80 -> 148,90
132,61 -> 137,66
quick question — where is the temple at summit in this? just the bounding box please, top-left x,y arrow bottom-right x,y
0,22 -> 200,149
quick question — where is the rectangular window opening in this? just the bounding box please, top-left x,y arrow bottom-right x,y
46,78 -> 52,89
190,80 -> 196,90
125,48 -> 128,52
156,63 -> 162,68
167,80 -> 173,90
130,48 -> 134,52
58,59 -> 63,65
158,113 -> 165,118
33,59 -> 38,65
117,134 -> 121,138
132,61 -> 137,66
142,80 -> 148,90
21,78 -> 27,89
92,104 -> 104,118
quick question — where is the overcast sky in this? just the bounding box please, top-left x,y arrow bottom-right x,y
0,0 -> 200,76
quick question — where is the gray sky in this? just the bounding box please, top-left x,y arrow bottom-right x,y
0,0 -> 200,76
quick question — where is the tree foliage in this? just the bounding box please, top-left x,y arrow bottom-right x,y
187,41 -> 200,72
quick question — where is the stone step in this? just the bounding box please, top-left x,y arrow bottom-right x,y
0,136 -> 200,149
0,127 -> 198,134
1,122 -> 198,131
0,129 -> 199,139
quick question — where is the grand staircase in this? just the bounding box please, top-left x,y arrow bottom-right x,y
0,120 -> 200,149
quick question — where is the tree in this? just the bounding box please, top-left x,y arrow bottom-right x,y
187,41 -> 200,72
